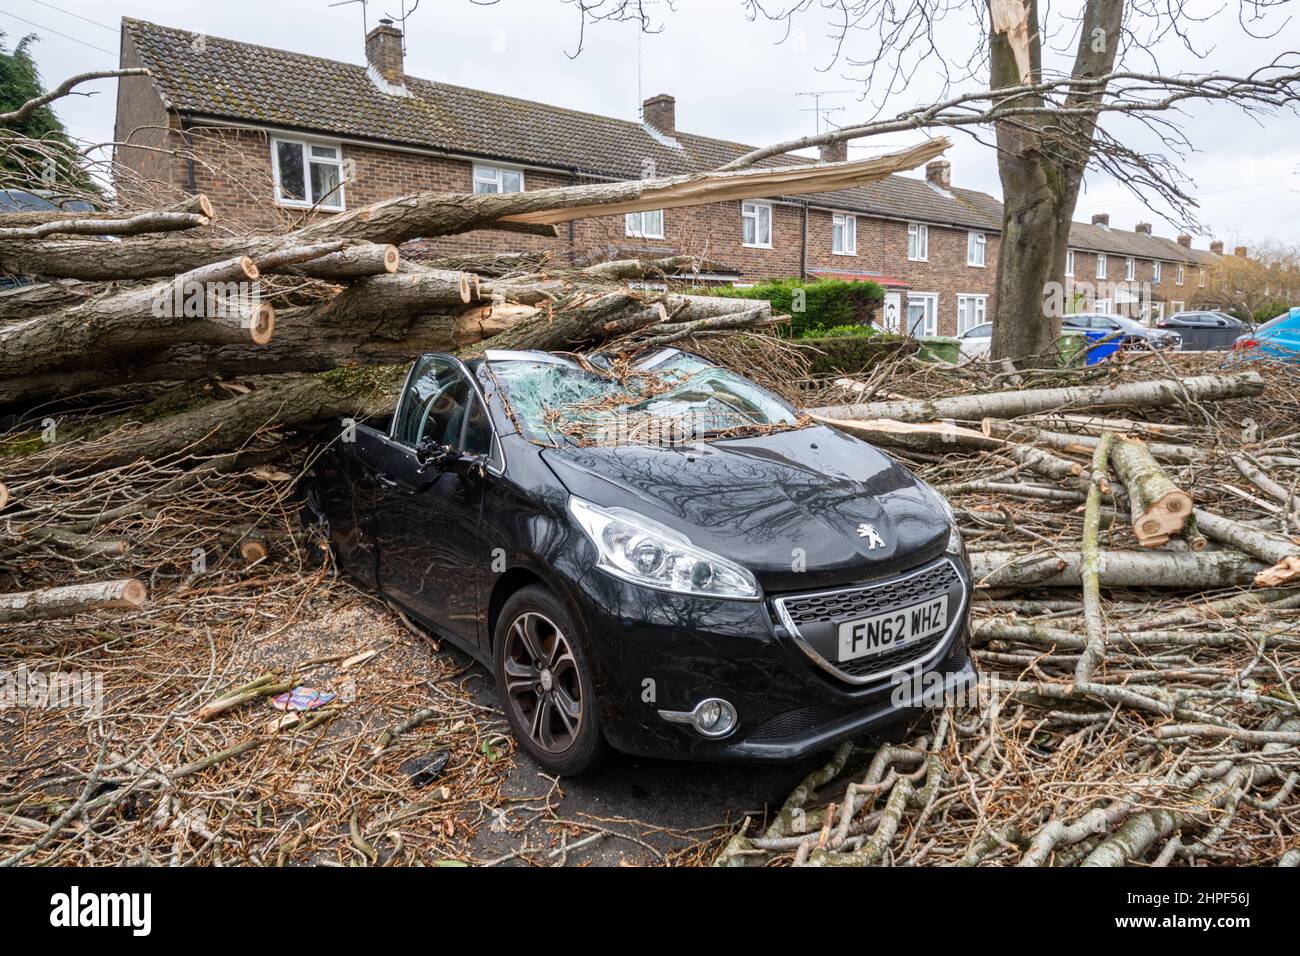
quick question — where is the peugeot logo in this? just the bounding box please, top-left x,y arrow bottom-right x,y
856,523 -> 885,549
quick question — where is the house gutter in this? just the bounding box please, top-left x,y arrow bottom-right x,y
800,201 -> 809,281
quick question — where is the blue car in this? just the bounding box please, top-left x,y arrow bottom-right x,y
1234,307 -> 1300,361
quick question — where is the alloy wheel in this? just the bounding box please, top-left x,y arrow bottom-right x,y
502,611 -> 584,754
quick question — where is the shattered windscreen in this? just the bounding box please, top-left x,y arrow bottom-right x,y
487,351 -> 802,447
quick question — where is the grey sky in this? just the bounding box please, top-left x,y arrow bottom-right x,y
6,0 -> 1298,247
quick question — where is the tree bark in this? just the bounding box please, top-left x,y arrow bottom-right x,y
808,372 -> 1265,424
0,579 -> 147,624
1109,434 -> 1193,546
969,548 -> 1262,588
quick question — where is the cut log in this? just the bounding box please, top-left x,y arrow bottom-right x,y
982,420 -> 1205,464
0,193 -> 213,232
0,578 -> 147,624
969,549 -> 1263,589
809,372 -> 1266,424
283,243 -> 400,279
1109,435 -> 1193,547
1077,431 -> 1116,685
1194,508 -> 1300,585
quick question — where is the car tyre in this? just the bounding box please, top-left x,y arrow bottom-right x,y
493,585 -> 612,776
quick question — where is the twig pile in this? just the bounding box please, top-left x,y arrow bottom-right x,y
717,349 -> 1300,866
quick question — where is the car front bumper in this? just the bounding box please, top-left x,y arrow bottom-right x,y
569,557 -> 975,761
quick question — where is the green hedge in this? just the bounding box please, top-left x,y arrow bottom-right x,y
799,334 -> 912,375
696,277 -> 884,338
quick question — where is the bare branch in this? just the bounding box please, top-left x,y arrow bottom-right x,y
0,69 -> 151,125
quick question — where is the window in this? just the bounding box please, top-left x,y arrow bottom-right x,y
1097,253 -> 1108,279
1171,301 -> 1185,314
967,231 -> 986,267
907,222 -> 928,261
906,293 -> 938,336
1177,263 -> 1185,285
472,163 -> 524,194
1199,267 -> 1206,287
393,355 -> 475,449
625,209 -> 664,238
832,213 -> 857,255
272,138 -> 344,210
742,201 -> 772,247
1152,260 -> 1161,284
1066,250 -> 1075,277
1125,257 -> 1136,281
957,294 -> 988,335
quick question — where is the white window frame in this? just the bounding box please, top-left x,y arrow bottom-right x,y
472,163 -> 525,194
832,212 -> 857,255
625,209 -> 664,239
1177,263 -> 1185,285
271,136 -> 345,211
907,222 -> 929,262
1199,267 -> 1206,288
956,293 -> 988,335
1065,249 -> 1075,277
906,292 -> 938,336
1171,300 -> 1185,314
1125,257 -> 1136,281
741,200 -> 773,248
1097,253 -> 1108,279
966,231 -> 986,267
1152,260 -> 1161,284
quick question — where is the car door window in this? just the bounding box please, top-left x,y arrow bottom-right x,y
461,396 -> 493,457
393,355 -> 474,449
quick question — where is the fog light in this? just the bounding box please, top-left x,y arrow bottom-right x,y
659,698 -> 738,738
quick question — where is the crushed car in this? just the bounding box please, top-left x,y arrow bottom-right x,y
303,348 -> 974,774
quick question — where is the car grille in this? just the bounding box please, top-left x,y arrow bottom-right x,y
777,561 -> 959,628
772,558 -> 964,686
748,703 -> 854,742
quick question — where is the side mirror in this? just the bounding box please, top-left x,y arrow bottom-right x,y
415,440 -> 460,471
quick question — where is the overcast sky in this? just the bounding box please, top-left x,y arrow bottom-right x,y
6,0 -> 1298,247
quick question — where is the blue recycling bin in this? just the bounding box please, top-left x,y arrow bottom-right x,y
1082,330 -> 1120,365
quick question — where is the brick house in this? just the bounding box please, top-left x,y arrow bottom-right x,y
114,17 -> 1222,336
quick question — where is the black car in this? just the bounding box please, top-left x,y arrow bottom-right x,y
1156,310 -> 1252,351
304,348 -> 974,774
1061,312 -> 1181,350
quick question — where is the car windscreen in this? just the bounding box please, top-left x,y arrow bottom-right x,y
487,354 -> 802,447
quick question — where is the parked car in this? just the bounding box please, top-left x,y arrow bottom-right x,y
303,348 -> 974,774
1156,310 -> 1252,350
1062,313 -> 1182,353
1233,307 -> 1300,362
0,189 -> 96,290
957,321 -> 993,360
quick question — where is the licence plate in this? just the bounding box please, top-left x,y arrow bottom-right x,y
837,596 -> 948,662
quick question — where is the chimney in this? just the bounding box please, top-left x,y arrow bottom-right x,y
925,159 -> 952,190
366,19 -> 405,85
1176,234 -> 1192,248
1092,213 -> 1110,227
642,94 -> 676,137
1210,240 -> 1224,255
819,140 -> 848,164
1135,222 -> 1152,235
1234,246 -> 1248,258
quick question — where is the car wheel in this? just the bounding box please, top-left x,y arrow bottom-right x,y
493,585 -> 611,776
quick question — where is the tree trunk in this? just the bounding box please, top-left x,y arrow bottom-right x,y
0,578 -> 147,624
970,548 -> 1262,589
987,0 -> 1125,365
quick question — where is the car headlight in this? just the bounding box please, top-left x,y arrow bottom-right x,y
925,486 -> 963,555
568,496 -> 760,600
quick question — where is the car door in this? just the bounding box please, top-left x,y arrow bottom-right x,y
372,354 -> 495,648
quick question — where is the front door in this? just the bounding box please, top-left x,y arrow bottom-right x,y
882,292 -> 902,332
371,355 -> 495,648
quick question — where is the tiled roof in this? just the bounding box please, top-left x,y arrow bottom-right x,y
122,17 -> 1217,264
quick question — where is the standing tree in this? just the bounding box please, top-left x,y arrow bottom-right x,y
543,1 -> 1300,365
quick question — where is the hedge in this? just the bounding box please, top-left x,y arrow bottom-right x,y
798,334 -> 913,375
695,277 -> 885,338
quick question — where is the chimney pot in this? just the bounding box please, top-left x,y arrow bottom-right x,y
1092,213 -> 1110,227
365,20 -> 405,86
925,159 -> 951,190
819,139 -> 848,164
1176,234 -> 1192,248
1135,222 -> 1152,235
642,93 -> 676,137
1234,246 -> 1248,258
1210,240 -> 1224,255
